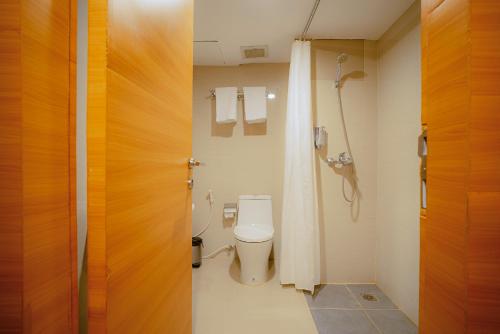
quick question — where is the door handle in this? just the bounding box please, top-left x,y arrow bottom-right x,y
188,158 -> 203,169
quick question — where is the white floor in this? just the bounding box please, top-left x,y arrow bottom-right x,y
192,252 -> 318,334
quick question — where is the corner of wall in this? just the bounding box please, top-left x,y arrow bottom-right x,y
373,0 -> 422,324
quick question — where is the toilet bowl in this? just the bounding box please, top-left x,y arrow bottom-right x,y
234,195 -> 274,285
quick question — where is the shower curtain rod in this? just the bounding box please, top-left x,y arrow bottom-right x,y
300,0 -> 321,40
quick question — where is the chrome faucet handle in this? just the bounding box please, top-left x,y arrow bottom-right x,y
338,152 -> 353,165
327,157 -> 339,166
327,152 -> 353,167
188,158 -> 204,169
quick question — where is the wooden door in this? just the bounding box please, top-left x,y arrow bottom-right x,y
0,0 -> 78,332
87,0 -> 193,332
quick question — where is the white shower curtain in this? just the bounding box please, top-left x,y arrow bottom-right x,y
280,41 -> 320,293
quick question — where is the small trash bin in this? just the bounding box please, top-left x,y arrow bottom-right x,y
192,237 -> 203,268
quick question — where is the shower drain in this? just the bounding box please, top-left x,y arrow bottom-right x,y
362,293 -> 378,302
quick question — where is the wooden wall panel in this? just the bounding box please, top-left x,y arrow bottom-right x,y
421,0 -> 500,333
467,192 -> 500,332
87,0 -> 193,332
0,0 -> 23,330
467,2 -> 500,332
469,96 -> 500,191
423,0 -> 470,332
0,0 -> 77,332
87,0 -> 108,330
21,0 -> 74,331
469,0 -> 500,192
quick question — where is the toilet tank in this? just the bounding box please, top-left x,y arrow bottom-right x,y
237,195 -> 273,227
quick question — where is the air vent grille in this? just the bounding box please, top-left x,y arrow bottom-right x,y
241,45 -> 268,59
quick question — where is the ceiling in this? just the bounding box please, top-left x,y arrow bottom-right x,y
194,0 -> 415,66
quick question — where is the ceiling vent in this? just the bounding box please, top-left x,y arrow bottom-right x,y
241,45 -> 268,59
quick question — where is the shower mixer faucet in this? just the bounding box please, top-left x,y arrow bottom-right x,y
327,152 -> 353,167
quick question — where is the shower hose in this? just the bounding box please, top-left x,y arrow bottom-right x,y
336,84 -> 356,204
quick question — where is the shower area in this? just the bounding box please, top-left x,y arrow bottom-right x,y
192,0 -> 421,333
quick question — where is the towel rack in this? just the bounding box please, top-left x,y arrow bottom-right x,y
208,88 -> 276,100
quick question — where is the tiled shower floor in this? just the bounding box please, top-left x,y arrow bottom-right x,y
305,284 -> 417,334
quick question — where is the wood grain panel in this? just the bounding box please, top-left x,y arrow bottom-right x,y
0,0 -> 23,330
469,0 -> 500,191
421,0 -> 500,332
21,0 -> 73,331
466,2 -> 500,332
470,0 -> 500,96
427,0 -> 470,127
106,70 -> 191,333
467,192 -> 500,333
470,95 -> 500,191
87,0 -> 193,332
106,0 -> 192,329
87,0 -> 108,330
1,0 -> 77,332
422,0 -> 470,332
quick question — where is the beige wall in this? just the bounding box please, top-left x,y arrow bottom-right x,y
375,1 -> 421,324
312,40 -> 379,283
192,64 -> 288,260
193,40 -> 379,284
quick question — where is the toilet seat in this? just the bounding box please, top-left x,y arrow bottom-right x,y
234,224 -> 274,243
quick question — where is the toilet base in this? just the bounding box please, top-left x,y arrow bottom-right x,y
235,239 -> 273,285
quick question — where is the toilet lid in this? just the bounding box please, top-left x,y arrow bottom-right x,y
234,225 -> 274,243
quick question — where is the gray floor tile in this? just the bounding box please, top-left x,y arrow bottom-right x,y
366,310 -> 417,334
306,285 -> 360,309
346,284 -> 397,309
311,309 -> 379,334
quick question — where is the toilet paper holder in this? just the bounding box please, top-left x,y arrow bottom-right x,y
223,203 -> 238,219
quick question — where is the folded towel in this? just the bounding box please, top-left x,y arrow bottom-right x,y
243,87 -> 267,123
215,87 -> 238,124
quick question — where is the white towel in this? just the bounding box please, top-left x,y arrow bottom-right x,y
215,87 -> 238,124
243,87 -> 267,123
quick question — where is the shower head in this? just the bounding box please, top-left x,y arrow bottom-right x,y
335,53 -> 348,88
337,53 -> 349,63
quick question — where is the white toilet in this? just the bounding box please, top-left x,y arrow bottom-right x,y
234,195 -> 274,285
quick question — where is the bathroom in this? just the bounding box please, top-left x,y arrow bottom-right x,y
2,0 -> 499,333
191,1 -> 420,333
